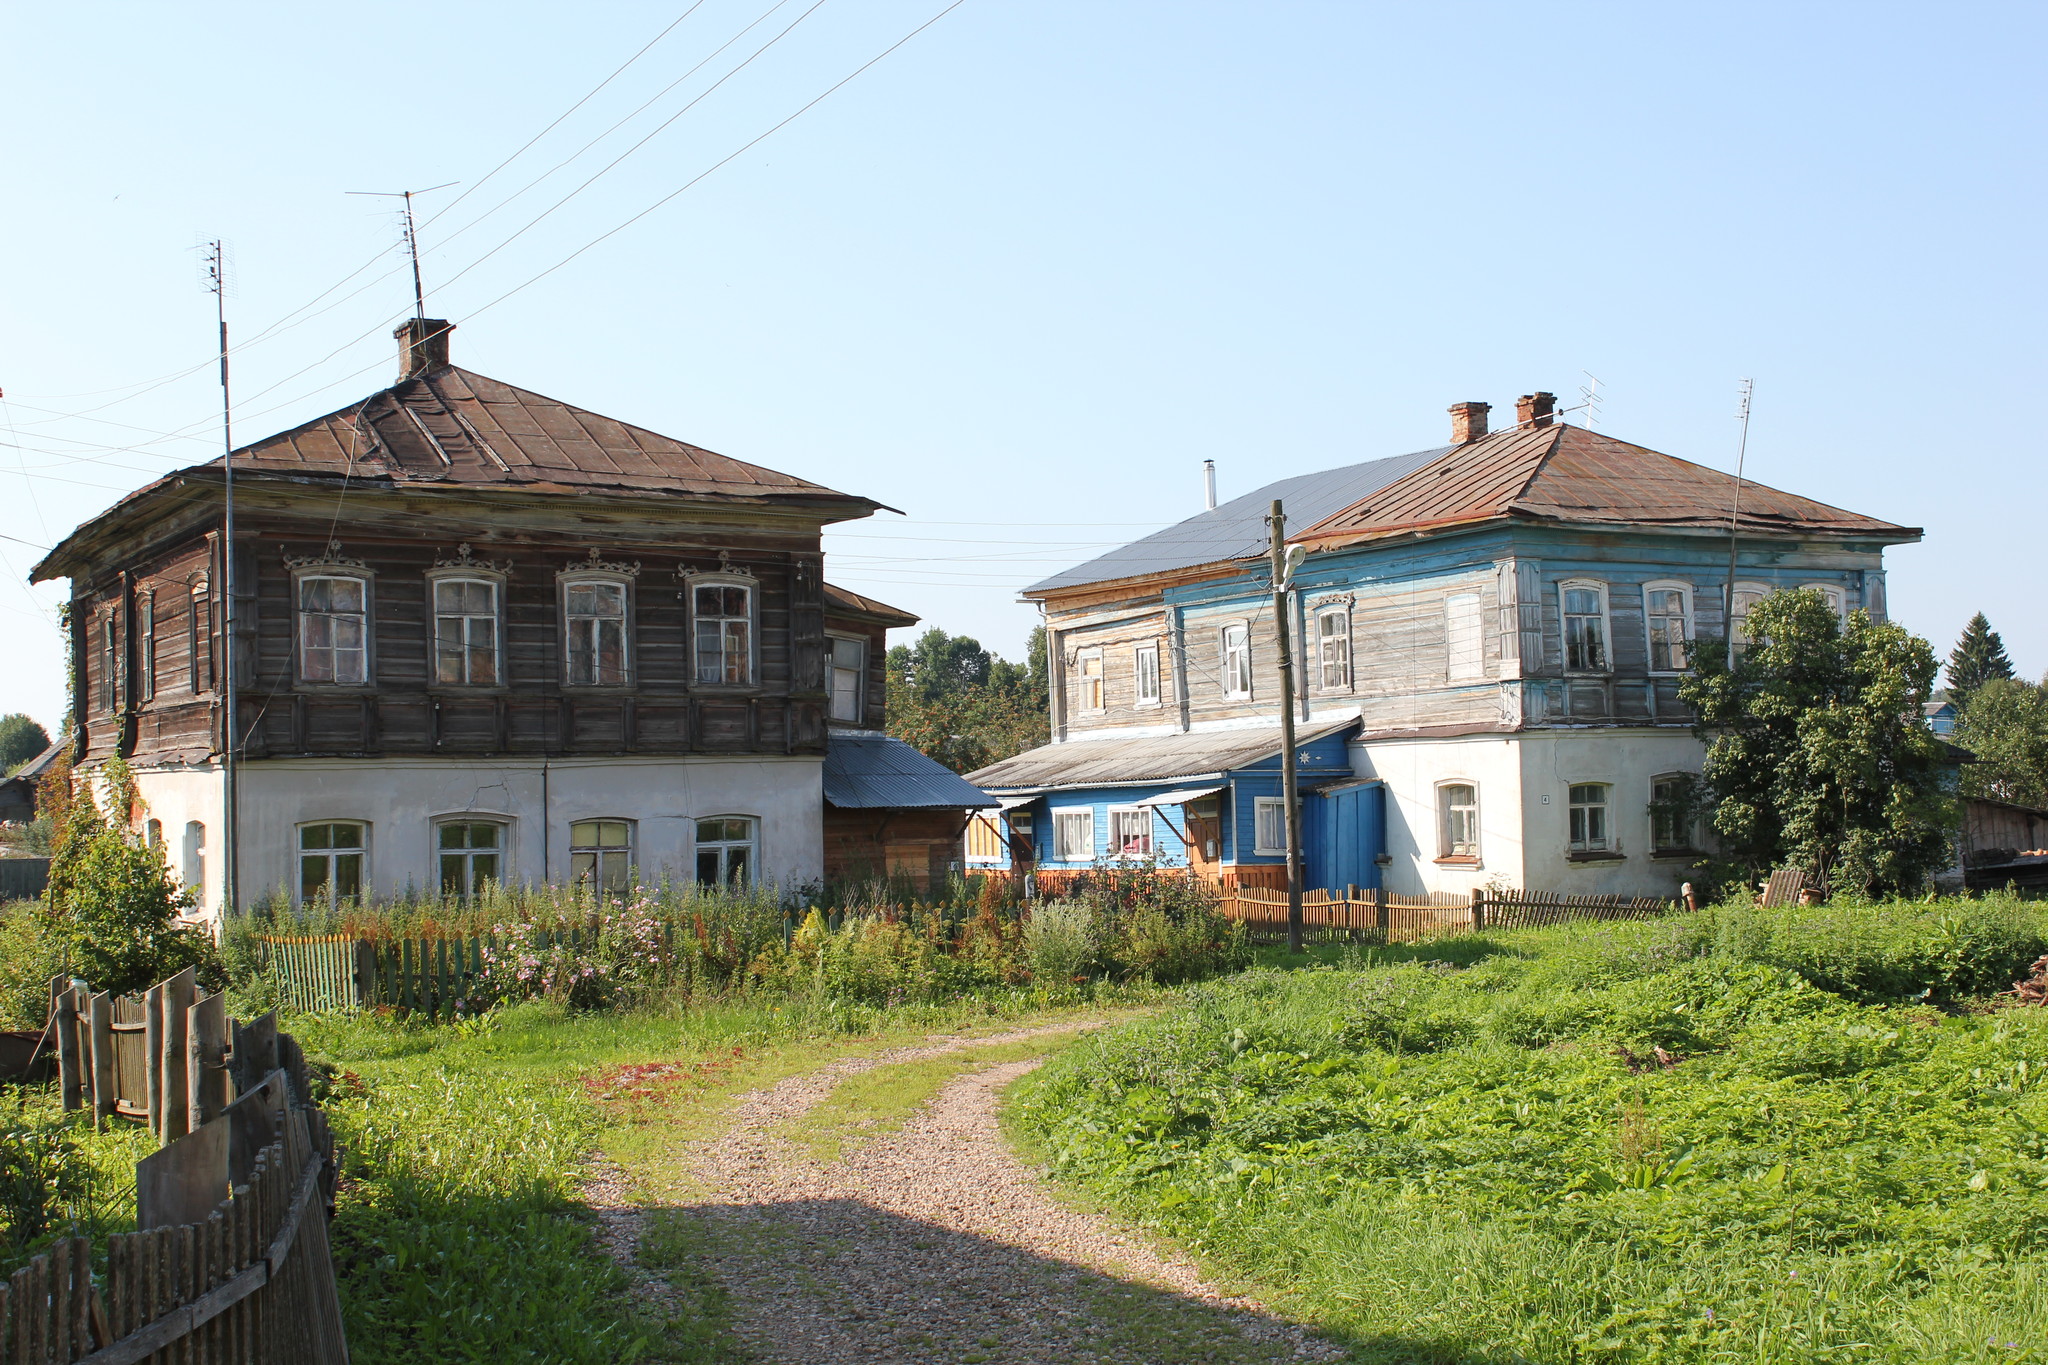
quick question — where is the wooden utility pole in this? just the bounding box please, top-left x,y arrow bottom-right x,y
1267,500 -> 1304,953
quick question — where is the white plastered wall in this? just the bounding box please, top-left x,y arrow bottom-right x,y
1350,733 -> 1526,897
131,755 -> 824,920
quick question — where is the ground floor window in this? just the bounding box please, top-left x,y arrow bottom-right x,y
1568,784 -> 1612,854
1052,808 -> 1094,862
571,819 -> 633,893
1649,774 -> 1699,854
438,821 -> 504,897
1107,807 -> 1153,859
299,822 -> 366,905
1438,783 -> 1479,859
1253,797 -> 1287,855
696,816 -> 757,887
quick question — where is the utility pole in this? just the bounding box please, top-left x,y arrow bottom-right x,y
1267,499 -> 1303,953
1724,379 -> 1754,641
204,241 -> 237,917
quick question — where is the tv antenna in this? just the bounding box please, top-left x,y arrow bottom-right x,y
347,182 -> 458,318
1578,371 -> 1604,429
1724,378 -> 1755,640
201,238 -> 239,915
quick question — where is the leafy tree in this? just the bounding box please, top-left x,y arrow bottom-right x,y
1679,589 -> 1956,897
1946,612 -> 2015,707
887,626 -> 1048,772
1953,676 -> 2048,810
0,716 -> 49,776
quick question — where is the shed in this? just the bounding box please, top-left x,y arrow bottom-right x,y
822,733 -> 996,890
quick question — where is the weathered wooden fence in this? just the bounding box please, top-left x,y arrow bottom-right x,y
1220,885 -> 1677,943
258,929 -> 599,1020
0,859 -> 50,901
19,969 -> 349,1363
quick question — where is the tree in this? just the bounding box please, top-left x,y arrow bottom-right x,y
1946,612 -> 2016,708
886,626 -> 1049,773
0,715 -> 49,776
1679,588 -> 1956,897
1954,676 -> 2048,810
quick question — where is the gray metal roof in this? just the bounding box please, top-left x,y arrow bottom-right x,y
1025,448 -> 1449,595
966,719 -> 1358,792
823,733 -> 998,809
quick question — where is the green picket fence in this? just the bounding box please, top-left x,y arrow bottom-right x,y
258,930 -> 595,1019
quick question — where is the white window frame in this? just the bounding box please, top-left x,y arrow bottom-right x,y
137,590 -> 156,704
1051,806 -> 1096,862
1799,582 -> 1848,620
435,817 -> 508,899
1075,648 -> 1105,713
1220,622 -> 1253,700
429,570 -> 505,688
1559,579 -> 1612,675
1649,772 -> 1699,856
695,814 -> 759,887
99,610 -> 118,713
570,818 -> 635,893
294,571 -> 373,687
1437,781 -> 1480,860
1567,783 -> 1615,856
1106,806 -> 1154,860
1446,592 -> 1484,683
1642,580 -> 1693,675
1253,796 -> 1287,856
1729,580 -> 1771,651
297,819 -> 369,907
560,572 -> 632,688
1315,606 -> 1352,691
827,632 -> 867,724
1133,643 -> 1162,708
689,575 -> 757,687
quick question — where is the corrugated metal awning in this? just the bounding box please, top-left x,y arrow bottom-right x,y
824,734 -> 998,809
1126,784 -> 1226,809
995,795 -> 1037,811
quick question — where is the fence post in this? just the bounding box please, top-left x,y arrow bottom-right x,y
89,991 -> 115,1126
187,993 -> 230,1128
1469,887 -> 1486,932
1372,885 -> 1388,934
158,966 -> 196,1145
56,986 -> 83,1111
145,985 -> 163,1139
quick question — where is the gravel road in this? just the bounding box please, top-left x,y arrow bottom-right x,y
587,1022 -> 1345,1363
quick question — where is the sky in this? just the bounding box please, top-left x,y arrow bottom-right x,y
3,0 -> 2043,736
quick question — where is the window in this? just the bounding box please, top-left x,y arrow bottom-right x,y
189,577 -> 211,694
1221,624 -> 1252,699
693,582 -> 753,685
145,819 -> 163,849
1561,582 -> 1609,673
181,821 -> 205,897
570,820 -> 633,893
964,813 -> 1007,863
1253,797 -> 1287,855
564,579 -> 629,686
1567,784 -> 1612,855
1076,649 -> 1105,712
1134,644 -> 1161,707
100,614 -> 117,712
695,816 -> 756,887
1644,582 -> 1692,673
1446,593 -> 1483,682
297,575 -> 369,685
299,822 -> 367,906
1800,582 -> 1847,619
1316,608 -> 1351,689
828,636 -> 866,723
1729,582 -> 1769,651
437,821 -> 504,897
138,593 -> 156,703
1052,808 -> 1095,861
1107,807 -> 1153,859
1439,783 -> 1479,859
1650,774 -> 1698,855
433,577 -> 500,686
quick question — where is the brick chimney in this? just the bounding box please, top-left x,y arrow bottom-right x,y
395,318 -> 455,380
1448,401 -> 1490,444
1515,391 -> 1556,427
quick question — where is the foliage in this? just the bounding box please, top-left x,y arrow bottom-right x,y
0,1091 -> 155,1279
886,625 -> 1048,772
1956,676 -> 2048,812
0,715 -> 50,777
1680,588 -> 1956,896
0,905 -> 67,1028
1948,611 -> 2018,708
1016,894 -> 2048,1364
1024,901 -> 1097,985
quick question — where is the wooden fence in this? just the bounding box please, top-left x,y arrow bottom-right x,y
1220,885 -> 1677,944
19,970 -> 349,1363
258,930 -> 599,1021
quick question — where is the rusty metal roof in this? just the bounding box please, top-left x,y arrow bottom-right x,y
824,583 -> 918,627
966,718 -> 1357,792
824,734 -> 996,809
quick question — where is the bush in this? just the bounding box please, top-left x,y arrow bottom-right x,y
1023,901 -> 1096,986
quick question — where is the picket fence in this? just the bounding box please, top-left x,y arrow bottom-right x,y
1219,885 -> 1678,944
17,970 -> 348,1363
257,929 -> 595,1020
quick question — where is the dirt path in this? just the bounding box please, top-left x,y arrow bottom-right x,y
588,1022 -> 1344,1363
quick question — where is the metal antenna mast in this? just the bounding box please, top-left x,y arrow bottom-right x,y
1724,379 -> 1755,641
346,182 -> 458,317
203,240 -> 238,916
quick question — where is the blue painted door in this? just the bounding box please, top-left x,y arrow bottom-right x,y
1307,783 -> 1384,892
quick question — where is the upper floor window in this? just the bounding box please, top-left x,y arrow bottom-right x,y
438,820 -> 505,898
1567,783 -> 1612,855
1560,581 -> 1610,673
99,613 -> 118,712
1316,608 -> 1351,690
1730,581 -> 1770,652
571,819 -> 633,893
696,815 -> 757,887
1643,582 -> 1692,673
1439,782 -> 1479,859
1076,649 -> 1105,712
1446,592 -> 1484,682
299,821 -> 367,906
1134,643 -> 1162,707
828,635 -> 866,723
433,576 -> 501,686
691,581 -> 754,685
563,577 -> 629,686
138,592 -> 156,703
1052,807 -> 1095,862
188,576 -> 211,694
1800,582 -> 1847,620
1108,807 -> 1153,859
298,574 -> 369,685
1220,624 -> 1252,699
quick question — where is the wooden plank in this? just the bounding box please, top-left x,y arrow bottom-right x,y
90,991 -> 116,1125
229,1011 -> 277,1096
187,993 -> 230,1129
56,985 -> 83,1111
158,966 -> 196,1144
135,1115 -> 228,1232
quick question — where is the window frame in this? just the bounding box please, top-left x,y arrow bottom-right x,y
296,819 -> 369,907
1051,806 -> 1096,862
188,574 -> 211,695
569,818 -> 636,894
1220,622 -> 1253,700
687,574 -> 757,689
137,590 -> 156,704
1566,782 -> 1616,858
559,571 -> 634,689
1729,580 -> 1771,651
1558,579 -> 1612,675
435,817 -> 508,899
1446,591 -> 1484,683
1106,806 -> 1154,860
826,632 -> 868,724
1075,647 -> 1105,713
1133,643 -> 1162,709
1437,781 -> 1480,861
292,569 -> 374,689
1315,605 -> 1352,691
695,814 -> 758,887
1642,580 -> 1694,675
1648,772 -> 1700,857
1799,581 -> 1848,620
1253,796 -> 1288,856
428,569 -> 506,690
99,609 -> 118,713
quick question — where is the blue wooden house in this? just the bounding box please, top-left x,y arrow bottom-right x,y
969,392 -> 1920,897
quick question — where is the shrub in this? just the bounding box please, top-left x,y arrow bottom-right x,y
1023,901 -> 1096,985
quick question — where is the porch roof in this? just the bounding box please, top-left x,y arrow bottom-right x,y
966,719 -> 1357,794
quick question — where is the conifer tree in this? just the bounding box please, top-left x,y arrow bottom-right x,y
1947,612 -> 2015,706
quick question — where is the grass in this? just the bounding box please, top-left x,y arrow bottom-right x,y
1015,893 -> 2048,1365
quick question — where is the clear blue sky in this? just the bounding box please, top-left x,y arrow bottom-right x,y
4,1 -> 2042,735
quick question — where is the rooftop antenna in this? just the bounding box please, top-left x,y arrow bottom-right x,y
346,182 -> 458,318
202,238 -> 239,917
1724,378 -> 1755,642
1578,371 -> 1604,429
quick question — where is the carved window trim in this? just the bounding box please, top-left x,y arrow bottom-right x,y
1642,579 -> 1694,675
1436,780 -> 1480,863
427,563 -> 508,691
1558,578 -> 1612,676
683,567 -> 758,690
289,566 -> 375,690
1133,642 -> 1162,709
96,604 -> 119,714
558,569 -> 634,690
1314,604 -> 1353,692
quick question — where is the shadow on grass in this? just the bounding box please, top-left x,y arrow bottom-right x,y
1253,934 -> 1532,974
636,1195 -> 1509,1365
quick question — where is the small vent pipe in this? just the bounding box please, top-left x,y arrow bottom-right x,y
1203,460 -> 1217,511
